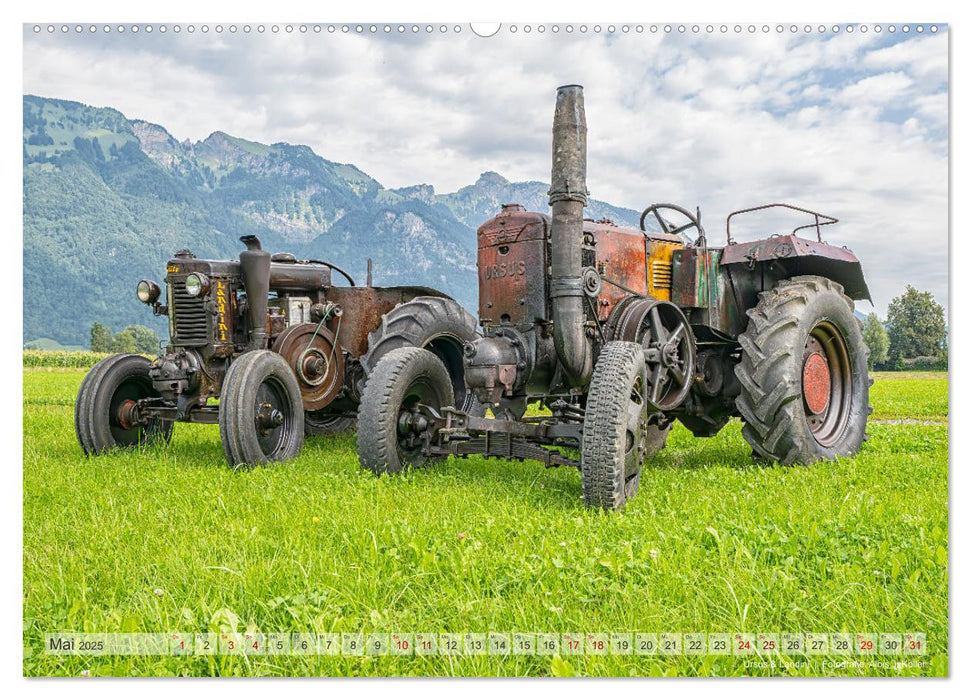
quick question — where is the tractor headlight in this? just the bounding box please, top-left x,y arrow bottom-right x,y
184,273 -> 210,297
137,279 -> 161,304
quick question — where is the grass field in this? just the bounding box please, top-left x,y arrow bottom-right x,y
22,369 -> 948,677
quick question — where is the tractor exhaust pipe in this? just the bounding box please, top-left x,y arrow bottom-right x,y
548,84 -> 592,388
239,235 -> 271,350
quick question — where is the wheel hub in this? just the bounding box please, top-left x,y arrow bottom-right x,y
802,351 -> 831,415
398,409 -> 428,437
661,340 -> 680,367
257,403 -> 285,433
299,350 -> 329,385
117,399 -> 140,430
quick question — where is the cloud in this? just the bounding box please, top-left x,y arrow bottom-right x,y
838,71 -> 914,105
22,26 -> 949,316
863,34 -> 948,83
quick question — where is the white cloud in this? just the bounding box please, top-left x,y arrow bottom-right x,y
838,71 -> 914,105
863,34 -> 948,83
22,28 -> 948,316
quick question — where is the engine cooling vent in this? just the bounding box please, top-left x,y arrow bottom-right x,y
651,260 -> 673,289
171,278 -> 209,346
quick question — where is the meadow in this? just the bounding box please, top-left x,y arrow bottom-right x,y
22,368 -> 948,677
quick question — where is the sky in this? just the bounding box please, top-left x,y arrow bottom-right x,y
22,23 -> 949,317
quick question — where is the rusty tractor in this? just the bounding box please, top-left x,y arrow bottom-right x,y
75,236 -> 479,467
357,84 -> 872,510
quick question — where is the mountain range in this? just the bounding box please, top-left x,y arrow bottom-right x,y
23,95 -> 646,347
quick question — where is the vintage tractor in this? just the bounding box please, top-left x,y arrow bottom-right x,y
75,236 -> 479,467
357,84 -> 872,510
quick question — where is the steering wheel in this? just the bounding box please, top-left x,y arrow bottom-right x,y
639,203 -> 706,246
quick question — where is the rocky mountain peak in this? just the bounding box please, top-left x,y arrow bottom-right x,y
475,171 -> 510,187
391,184 -> 436,204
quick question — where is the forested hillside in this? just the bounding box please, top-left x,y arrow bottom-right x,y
23,95 -> 642,346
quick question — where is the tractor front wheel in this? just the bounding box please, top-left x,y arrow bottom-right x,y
75,354 -> 173,455
219,351 -> 304,468
357,347 -> 452,475
361,296 -> 481,414
581,341 -> 660,511
735,275 -> 871,464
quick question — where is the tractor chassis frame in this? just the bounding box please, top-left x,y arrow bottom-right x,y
416,406 -> 582,468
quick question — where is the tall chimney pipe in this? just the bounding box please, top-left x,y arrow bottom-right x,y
239,235 -> 271,351
548,85 -> 592,388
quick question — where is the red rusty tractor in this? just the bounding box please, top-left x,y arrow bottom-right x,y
357,84 -> 872,510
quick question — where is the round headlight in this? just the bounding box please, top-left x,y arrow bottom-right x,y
137,279 -> 161,304
184,273 -> 209,297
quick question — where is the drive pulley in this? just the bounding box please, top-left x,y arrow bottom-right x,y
612,297 -> 696,412
274,321 -> 344,411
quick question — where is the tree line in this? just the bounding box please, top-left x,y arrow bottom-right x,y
862,285 -> 947,371
89,322 -> 161,355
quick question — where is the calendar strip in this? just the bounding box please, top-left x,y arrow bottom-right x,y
41,632 -> 927,657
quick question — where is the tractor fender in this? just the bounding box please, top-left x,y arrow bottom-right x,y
720,235 -> 871,302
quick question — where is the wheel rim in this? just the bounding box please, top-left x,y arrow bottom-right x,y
802,320 -> 852,447
623,372 -> 649,495
254,376 -> 296,457
395,378 -> 442,460
108,376 -> 155,446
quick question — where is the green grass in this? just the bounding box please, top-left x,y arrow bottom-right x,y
870,372 -> 948,421
23,370 -> 948,677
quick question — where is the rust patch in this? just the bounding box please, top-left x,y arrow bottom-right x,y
803,352 -> 831,415
720,234 -> 861,267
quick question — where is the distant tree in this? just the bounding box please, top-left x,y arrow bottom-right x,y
108,329 -> 138,354
122,325 -> 160,354
90,322 -> 112,352
27,127 -> 54,146
862,313 -> 889,371
91,137 -> 105,162
886,286 -> 946,360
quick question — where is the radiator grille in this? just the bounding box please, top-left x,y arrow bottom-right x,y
651,260 -> 673,289
171,278 -> 209,346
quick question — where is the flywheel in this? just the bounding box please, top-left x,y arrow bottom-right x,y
611,298 -> 696,412
273,322 -> 344,411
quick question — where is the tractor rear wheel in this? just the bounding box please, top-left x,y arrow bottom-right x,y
219,350 -> 304,468
735,275 -> 871,464
357,347 -> 452,475
75,353 -> 173,455
581,341 -> 657,511
361,296 -> 481,413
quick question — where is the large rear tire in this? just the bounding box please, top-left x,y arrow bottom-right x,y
75,354 -> 173,455
219,351 -> 304,468
581,342 -> 654,511
357,347 -> 453,475
735,275 -> 871,464
361,296 -> 480,413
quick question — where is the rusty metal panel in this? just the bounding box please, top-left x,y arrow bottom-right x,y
671,248 -> 706,308
719,234 -> 871,300
589,222 -> 647,321
720,234 -> 861,266
477,205 -> 550,326
323,286 -> 449,357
